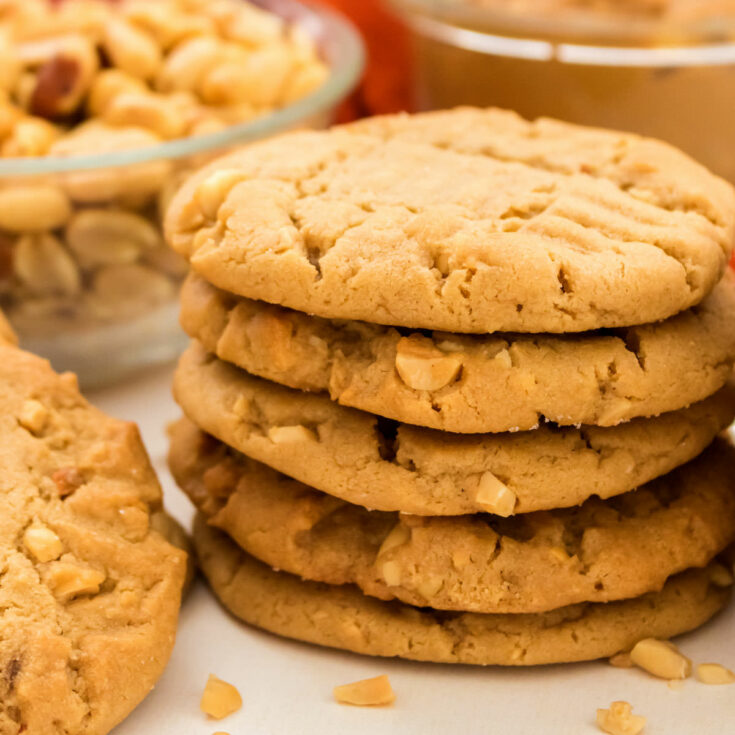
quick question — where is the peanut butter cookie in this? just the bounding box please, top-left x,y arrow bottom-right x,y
173,427 -> 735,614
179,272 -> 735,433
166,107 -> 735,334
0,345 -> 187,735
193,517 -> 732,666
173,343 -> 735,515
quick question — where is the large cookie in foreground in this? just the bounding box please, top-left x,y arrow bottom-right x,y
173,343 -> 735,515
173,426 -> 735,614
166,107 -> 735,334
180,271 -> 735,432
0,345 -> 187,735
194,517 -> 732,666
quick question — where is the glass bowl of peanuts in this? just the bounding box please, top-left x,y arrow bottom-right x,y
0,0 -> 363,386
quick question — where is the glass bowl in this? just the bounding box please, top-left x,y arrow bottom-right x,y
390,0 -> 735,183
3,0 -> 364,388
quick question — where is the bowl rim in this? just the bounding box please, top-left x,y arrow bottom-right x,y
389,0 -> 735,51
0,0 -> 365,177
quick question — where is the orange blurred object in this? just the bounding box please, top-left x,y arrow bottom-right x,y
312,0 -> 413,120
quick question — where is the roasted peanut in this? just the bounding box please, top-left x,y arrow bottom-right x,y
103,91 -> 186,139
123,2 -> 215,50
50,122 -> 170,203
86,69 -> 147,117
103,17 -> 162,81
1,116 -> 60,156
0,185 -> 71,232
14,233 -> 80,296
156,36 -> 229,94
223,3 -> 284,46
21,35 -> 99,117
86,263 -> 175,319
66,209 -> 160,268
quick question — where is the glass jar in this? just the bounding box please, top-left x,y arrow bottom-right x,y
390,0 -> 735,184
1,0 -> 364,387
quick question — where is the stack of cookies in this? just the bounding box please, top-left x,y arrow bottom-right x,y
165,108 -> 735,666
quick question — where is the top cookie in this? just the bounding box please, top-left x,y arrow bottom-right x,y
166,107 -> 735,334
0,345 -> 187,735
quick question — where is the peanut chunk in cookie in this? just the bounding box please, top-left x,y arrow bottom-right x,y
45,560 -> 106,601
475,472 -> 516,516
18,399 -> 49,434
381,560 -> 401,587
596,701 -> 646,735
267,425 -> 317,444
334,674 -> 395,707
630,639 -> 691,680
377,524 -> 410,557
696,663 -> 735,685
52,466 -> 85,496
196,169 -> 248,220
395,338 -> 462,392
23,523 -> 63,562
200,674 -> 242,720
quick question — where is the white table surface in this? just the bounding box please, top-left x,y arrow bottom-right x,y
88,363 -> 735,735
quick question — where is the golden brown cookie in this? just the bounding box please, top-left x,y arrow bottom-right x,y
0,345 -> 187,735
173,343 -> 735,515
180,271 -> 735,432
165,108 -> 735,334
173,427 -> 735,614
194,517 -> 732,666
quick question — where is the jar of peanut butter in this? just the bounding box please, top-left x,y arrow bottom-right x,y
390,0 -> 735,182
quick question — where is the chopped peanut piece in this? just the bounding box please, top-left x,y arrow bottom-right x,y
18,399 -> 49,434
696,663 -> 735,685
381,560 -> 401,587
416,575 -> 443,599
334,675 -> 395,707
493,348 -> 512,369
267,425 -> 317,444
52,466 -> 85,496
475,472 -> 516,516
377,524 -> 410,557
23,523 -> 63,563
200,674 -> 242,720
630,639 -> 691,680
45,561 -> 106,601
395,338 -> 462,391
435,339 -> 465,353
596,701 -> 646,735
196,169 -> 248,220
609,652 -> 634,669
